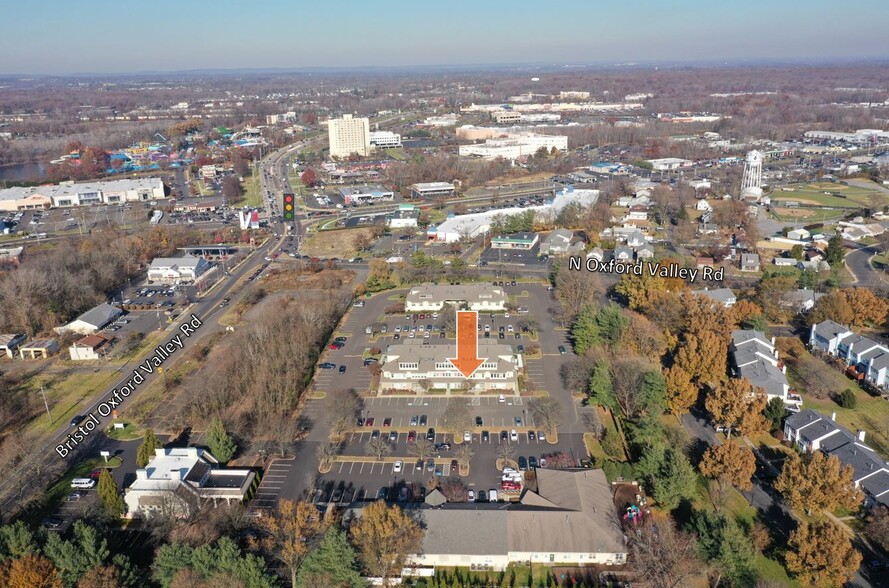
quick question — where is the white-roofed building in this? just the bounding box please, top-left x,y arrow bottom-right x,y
409,182 -> 456,200
125,447 -> 256,519
55,303 -> 123,335
405,283 -> 508,312
379,343 -> 520,394
148,254 -> 211,284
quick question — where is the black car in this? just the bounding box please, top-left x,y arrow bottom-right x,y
500,430 -> 509,441
356,417 -> 365,427
528,430 -> 536,441
41,517 -> 62,529
426,428 -> 435,441
435,442 -> 451,452
376,487 -> 389,500
339,365 -> 347,374
529,456 -> 538,469
419,415 -> 428,426
477,490 -> 488,503
481,430 -> 490,442
319,362 -> 336,369
70,415 -> 84,427
518,456 -> 528,471
475,416 -> 483,426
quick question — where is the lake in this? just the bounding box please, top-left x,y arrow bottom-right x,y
0,162 -> 47,182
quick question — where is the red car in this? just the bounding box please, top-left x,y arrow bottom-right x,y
87,468 -> 104,479
407,430 -> 417,442
329,342 -> 343,350
450,460 -> 459,472
365,417 -> 375,427
382,418 -> 392,427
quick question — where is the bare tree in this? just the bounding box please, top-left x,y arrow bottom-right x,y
326,388 -> 362,438
409,438 -> 434,461
316,442 -> 341,471
366,437 -> 392,460
440,398 -> 472,433
529,397 -> 563,438
631,517 -> 704,588
455,443 -> 474,465
496,443 -> 516,462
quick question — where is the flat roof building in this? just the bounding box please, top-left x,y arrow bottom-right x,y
20,338 -> 58,360
405,283 -> 508,312
148,254 -> 211,284
491,232 -> 539,250
369,130 -> 402,149
386,204 -> 420,228
338,185 -> 395,205
459,133 -> 568,161
328,114 -> 371,158
409,182 -> 456,200
0,333 -> 26,358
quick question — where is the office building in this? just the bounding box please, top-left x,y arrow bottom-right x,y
405,283 -> 508,312
328,114 -> 371,158
379,343 -> 520,394
369,130 -> 402,149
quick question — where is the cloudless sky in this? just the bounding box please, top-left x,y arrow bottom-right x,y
2,0 -> 887,74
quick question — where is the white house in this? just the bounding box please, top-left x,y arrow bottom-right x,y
692,287 -> 737,308
787,228 -> 811,241
387,204 -> 420,228
405,284 -> 508,312
539,229 -> 585,256
55,303 -> 123,336
809,321 -> 889,389
68,333 -> 115,361
125,447 -> 256,519
729,329 -> 796,406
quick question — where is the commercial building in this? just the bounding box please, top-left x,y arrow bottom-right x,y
409,182 -> 456,200
391,469 -> 626,571
55,303 -> 123,335
328,114 -> 371,158
369,130 -> 402,149
386,204 -> 420,228
459,133 -> 568,161
785,410 -> 889,508
69,333 -> 115,361
338,185 -> 395,205
0,177 -> 165,211
125,447 -> 256,519
491,232 -> 539,250
804,129 -> 889,145
492,110 -> 523,124
405,283 -> 508,312
646,158 -> 693,171
148,254 -> 211,284
423,114 -> 460,127
559,91 -> 591,100
379,343 -> 520,394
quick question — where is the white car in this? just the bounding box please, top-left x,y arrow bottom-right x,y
463,431 -> 471,442
393,460 -> 403,473
510,429 -> 518,442
468,490 -> 475,502
498,394 -> 506,403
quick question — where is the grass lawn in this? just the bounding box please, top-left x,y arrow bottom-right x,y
300,227 -> 371,259
232,173 -> 262,208
773,182 -> 888,208
104,421 -> 145,441
23,370 -> 119,437
783,346 -> 889,455
752,554 -> 801,587
384,148 -> 407,161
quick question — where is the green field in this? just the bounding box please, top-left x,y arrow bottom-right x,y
772,181 -> 887,209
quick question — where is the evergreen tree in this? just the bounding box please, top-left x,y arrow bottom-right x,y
97,470 -> 126,518
596,303 -> 628,348
296,528 -> 364,588
206,417 -> 238,463
587,359 -> 614,409
764,397 -> 786,432
570,305 -> 600,355
43,521 -> 111,586
690,510 -> 755,586
825,233 -> 845,266
136,429 -> 162,468
0,521 -> 39,561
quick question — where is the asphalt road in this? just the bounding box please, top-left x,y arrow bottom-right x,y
846,242 -> 888,290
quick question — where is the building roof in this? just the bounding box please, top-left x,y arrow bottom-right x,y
812,320 -> 851,341
129,447 -> 217,491
74,303 -> 122,329
492,232 -> 538,243
382,343 -> 516,376
410,182 -> 456,191
544,229 -> 573,244
21,338 -> 57,349
692,287 -> 736,305
405,283 -> 508,307
149,253 -> 206,270
0,333 -> 26,348
73,333 -> 115,349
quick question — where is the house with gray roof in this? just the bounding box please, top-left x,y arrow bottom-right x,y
613,246 -> 634,263
539,229 -> 585,256
782,288 -> 823,313
634,244 -> 655,260
54,303 -> 123,336
809,321 -> 889,389
784,409 -> 889,508
729,329 -> 797,407
692,287 -> 737,308
809,320 -> 852,354
366,468 -> 627,572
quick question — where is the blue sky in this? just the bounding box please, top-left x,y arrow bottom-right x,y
2,0 -> 887,74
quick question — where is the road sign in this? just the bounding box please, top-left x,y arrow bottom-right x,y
283,193 -> 295,221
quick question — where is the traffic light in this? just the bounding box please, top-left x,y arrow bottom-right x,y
283,193 -> 294,221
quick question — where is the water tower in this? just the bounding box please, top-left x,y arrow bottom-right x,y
740,150 -> 763,200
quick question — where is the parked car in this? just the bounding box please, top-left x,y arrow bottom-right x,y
529,456 -> 538,469
365,417 -> 375,427
426,458 -> 435,472
388,431 -> 398,442
393,460 -> 403,473
475,416 -> 483,426
500,430 -> 509,441
407,430 -> 417,442
410,415 -> 418,426
426,428 -> 435,441
463,431 -> 471,442
383,418 -> 392,427
510,429 -> 518,441
528,430 -> 536,441
338,365 -> 347,374
468,490 -> 476,502
518,456 -> 528,471
419,415 -> 428,426
482,430 -> 490,442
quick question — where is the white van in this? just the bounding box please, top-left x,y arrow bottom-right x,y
489,489 -> 498,502
70,478 -> 96,489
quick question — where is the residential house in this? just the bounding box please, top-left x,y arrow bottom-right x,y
635,244 -> 654,260
624,206 -> 649,222
696,256 -> 715,269
729,329 -> 795,406
782,288 -> 823,313
784,410 -> 889,508
0,333 -> 26,358
539,229 -> 585,256
69,334 -> 115,361
625,231 -> 647,248
586,247 -> 604,262
20,339 -> 58,359
379,343 -> 520,394
125,447 -> 256,519
740,253 -> 761,272
698,223 -> 719,235
405,284 -> 508,312
809,321 -> 889,389
695,199 -> 713,211
692,287 -> 737,308
613,246 -> 634,263
55,303 -> 122,335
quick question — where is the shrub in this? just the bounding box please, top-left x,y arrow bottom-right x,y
838,389 -> 858,409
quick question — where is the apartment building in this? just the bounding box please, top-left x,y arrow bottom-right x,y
328,114 -> 371,158
379,343 -> 520,394
809,320 -> 889,389
404,283 -> 508,312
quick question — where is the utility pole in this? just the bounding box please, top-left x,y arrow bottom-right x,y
39,386 -> 51,422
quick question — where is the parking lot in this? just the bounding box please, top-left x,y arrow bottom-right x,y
478,244 -> 550,267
